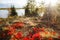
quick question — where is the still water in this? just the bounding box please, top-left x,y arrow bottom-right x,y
0,9 -> 25,18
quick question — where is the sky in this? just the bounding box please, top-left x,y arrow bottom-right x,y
0,0 -> 59,18
0,0 -> 28,8
0,0 -> 58,8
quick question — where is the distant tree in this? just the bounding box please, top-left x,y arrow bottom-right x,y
25,0 -> 38,17
25,4 -> 31,17
33,8 -> 39,17
25,5 -> 38,17
10,6 -> 18,16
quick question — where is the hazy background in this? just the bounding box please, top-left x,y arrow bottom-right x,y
0,0 -> 58,18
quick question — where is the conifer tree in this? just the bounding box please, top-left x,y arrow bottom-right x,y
10,6 -> 17,16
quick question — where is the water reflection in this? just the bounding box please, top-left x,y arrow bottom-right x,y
0,10 -> 8,18
16,9 -> 25,16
